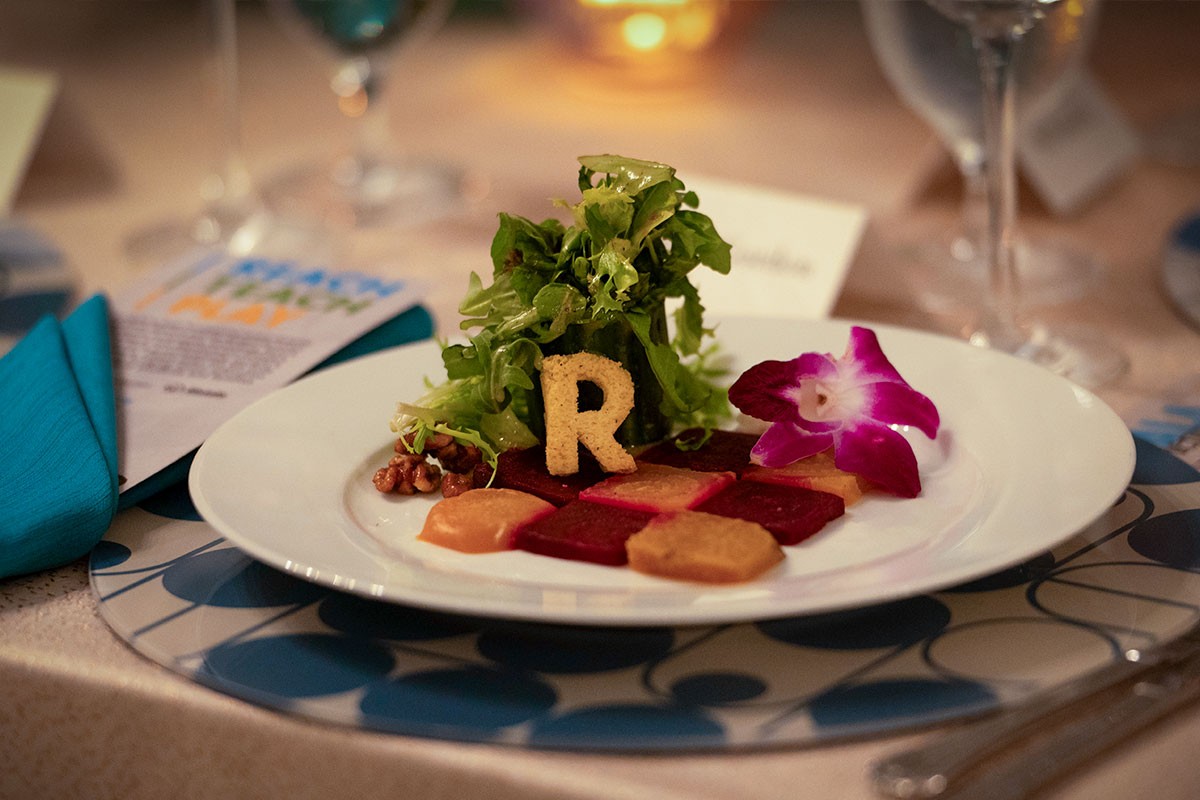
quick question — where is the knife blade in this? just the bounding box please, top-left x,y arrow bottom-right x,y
870,622 -> 1200,799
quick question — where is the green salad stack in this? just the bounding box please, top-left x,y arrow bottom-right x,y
393,154 -> 734,466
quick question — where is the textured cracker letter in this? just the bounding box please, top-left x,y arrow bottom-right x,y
541,353 -> 637,476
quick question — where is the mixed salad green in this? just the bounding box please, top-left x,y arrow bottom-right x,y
392,154 -> 734,466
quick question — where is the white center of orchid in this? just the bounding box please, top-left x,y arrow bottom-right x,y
795,379 -> 842,422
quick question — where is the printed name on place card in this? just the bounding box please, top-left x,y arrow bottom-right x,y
681,175 -> 867,321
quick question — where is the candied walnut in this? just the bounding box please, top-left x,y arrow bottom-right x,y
377,432 -> 483,496
435,441 -> 460,467
373,466 -> 397,492
411,461 -> 441,493
441,471 -> 475,498
389,452 -> 424,471
437,442 -> 483,474
374,464 -> 418,494
424,432 -> 454,451
374,449 -> 443,495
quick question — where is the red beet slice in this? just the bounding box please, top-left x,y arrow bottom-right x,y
638,428 -> 760,475
694,480 -> 844,545
512,500 -> 656,566
491,445 -> 607,506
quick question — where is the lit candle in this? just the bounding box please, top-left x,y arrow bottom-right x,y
570,0 -> 730,64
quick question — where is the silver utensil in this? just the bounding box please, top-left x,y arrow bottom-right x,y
870,623 -> 1200,799
1167,423 -> 1200,468
872,412 -> 1200,799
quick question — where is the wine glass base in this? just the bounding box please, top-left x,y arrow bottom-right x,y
969,321 -> 1129,389
125,209 -> 335,270
899,231 -> 1103,314
262,157 -> 464,231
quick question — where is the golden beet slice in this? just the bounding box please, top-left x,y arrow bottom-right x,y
418,488 -> 555,553
625,510 -> 784,584
579,462 -> 734,513
741,448 -> 873,505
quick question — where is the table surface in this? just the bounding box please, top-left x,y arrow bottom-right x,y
3,2 -> 1200,799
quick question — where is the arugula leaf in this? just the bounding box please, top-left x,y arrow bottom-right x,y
574,184 -> 634,240
532,283 -> 588,338
578,155 -> 676,195
629,180 -> 680,251
677,210 -> 732,274
395,155 -> 734,456
626,310 -> 713,415
672,279 -> 706,357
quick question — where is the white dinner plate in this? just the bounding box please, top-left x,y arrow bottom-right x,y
189,317 -> 1135,627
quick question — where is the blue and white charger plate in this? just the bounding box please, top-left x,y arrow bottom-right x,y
91,438 -> 1200,751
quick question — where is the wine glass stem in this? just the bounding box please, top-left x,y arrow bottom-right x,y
976,31 -> 1024,343
204,0 -> 257,225
955,157 -> 987,262
354,56 -> 391,171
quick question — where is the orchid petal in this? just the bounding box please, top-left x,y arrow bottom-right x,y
750,422 -> 833,468
834,421 -> 921,498
842,326 -> 907,386
729,353 -> 840,425
793,416 -> 843,435
728,359 -> 803,423
858,381 -> 940,439
794,352 -> 839,381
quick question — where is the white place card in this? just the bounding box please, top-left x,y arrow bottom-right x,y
0,67 -> 57,215
1019,71 -> 1142,216
684,175 -> 868,320
111,249 -> 426,493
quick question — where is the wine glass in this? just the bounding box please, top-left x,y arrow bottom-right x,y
920,0 -> 1127,388
861,0 -> 1103,313
262,0 -> 461,230
126,0 -> 326,268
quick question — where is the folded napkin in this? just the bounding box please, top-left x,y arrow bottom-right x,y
0,294 -> 432,579
0,294 -> 115,578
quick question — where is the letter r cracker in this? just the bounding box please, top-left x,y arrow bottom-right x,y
541,353 -> 637,476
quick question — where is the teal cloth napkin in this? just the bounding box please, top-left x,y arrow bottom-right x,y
0,294 -> 433,579
1,295 -> 116,578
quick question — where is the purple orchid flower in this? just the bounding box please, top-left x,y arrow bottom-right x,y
728,326 -> 939,497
